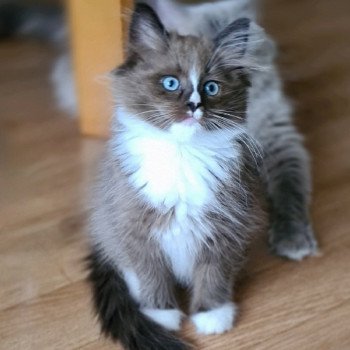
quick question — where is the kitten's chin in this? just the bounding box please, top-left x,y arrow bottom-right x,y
180,117 -> 199,126
169,120 -> 202,142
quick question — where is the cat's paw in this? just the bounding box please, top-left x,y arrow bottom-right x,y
142,308 -> 184,331
191,302 -> 237,335
269,221 -> 319,261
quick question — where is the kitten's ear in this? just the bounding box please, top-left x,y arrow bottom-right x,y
128,4 -> 168,53
214,18 -> 250,58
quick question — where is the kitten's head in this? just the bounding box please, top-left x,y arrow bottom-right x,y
114,4 -> 252,133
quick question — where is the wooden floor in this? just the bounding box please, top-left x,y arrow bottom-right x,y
1,1 -> 350,349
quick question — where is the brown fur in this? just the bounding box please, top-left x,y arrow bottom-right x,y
114,9 -> 250,130
91,139 -> 266,309
87,4 -> 267,349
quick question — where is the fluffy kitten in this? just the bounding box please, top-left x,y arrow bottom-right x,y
88,3 -> 318,350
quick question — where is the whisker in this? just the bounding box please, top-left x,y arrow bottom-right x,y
207,112 -> 263,165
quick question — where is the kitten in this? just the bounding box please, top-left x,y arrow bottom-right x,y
87,3 -> 318,350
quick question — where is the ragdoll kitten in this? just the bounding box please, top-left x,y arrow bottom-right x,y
88,3 -> 318,350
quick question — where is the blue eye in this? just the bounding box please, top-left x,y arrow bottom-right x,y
162,76 -> 180,92
204,81 -> 220,96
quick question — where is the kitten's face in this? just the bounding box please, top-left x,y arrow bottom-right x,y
114,5 -> 250,133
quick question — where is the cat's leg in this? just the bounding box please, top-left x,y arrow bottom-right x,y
190,259 -> 237,335
122,257 -> 184,331
88,248 -> 189,349
266,132 -> 318,260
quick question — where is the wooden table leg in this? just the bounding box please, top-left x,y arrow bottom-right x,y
67,0 -> 133,137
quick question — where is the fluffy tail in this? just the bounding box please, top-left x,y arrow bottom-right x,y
87,251 -> 190,350
0,2 -> 65,42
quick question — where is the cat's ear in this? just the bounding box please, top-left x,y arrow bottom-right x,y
214,18 -> 250,59
128,4 -> 168,53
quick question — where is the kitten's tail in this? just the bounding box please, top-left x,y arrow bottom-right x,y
87,250 -> 190,350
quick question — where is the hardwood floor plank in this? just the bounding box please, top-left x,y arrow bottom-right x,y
0,282 -> 99,350
0,220 -> 87,311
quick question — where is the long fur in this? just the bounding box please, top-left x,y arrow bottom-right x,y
87,1 -> 318,349
142,0 -> 318,259
87,250 -> 190,350
138,0 -> 257,37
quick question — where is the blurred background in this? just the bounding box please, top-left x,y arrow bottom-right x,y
0,0 -> 349,349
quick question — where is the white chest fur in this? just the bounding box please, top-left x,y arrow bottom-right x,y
114,110 -> 242,282
115,111 -> 240,210
159,224 -> 200,284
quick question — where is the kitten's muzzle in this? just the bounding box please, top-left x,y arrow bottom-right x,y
187,101 -> 202,113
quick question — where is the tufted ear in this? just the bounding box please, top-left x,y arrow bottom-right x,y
214,18 -> 250,59
128,4 -> 168,53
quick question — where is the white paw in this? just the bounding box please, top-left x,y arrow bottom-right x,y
141,308 -> 184,331
191,302 -> 237,335
282,246 -> 318,261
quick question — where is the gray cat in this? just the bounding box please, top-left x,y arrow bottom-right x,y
87,3 -> 318,350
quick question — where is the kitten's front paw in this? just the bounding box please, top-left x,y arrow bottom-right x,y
142,308 -> 184,331
269,222 -> 319,261
191,302 -> 237,335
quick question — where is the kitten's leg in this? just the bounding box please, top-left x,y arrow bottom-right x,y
123,259 -> 183,331
190,260 -> 237,335
88,249 -> 189,349
266,133 -> 318,260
